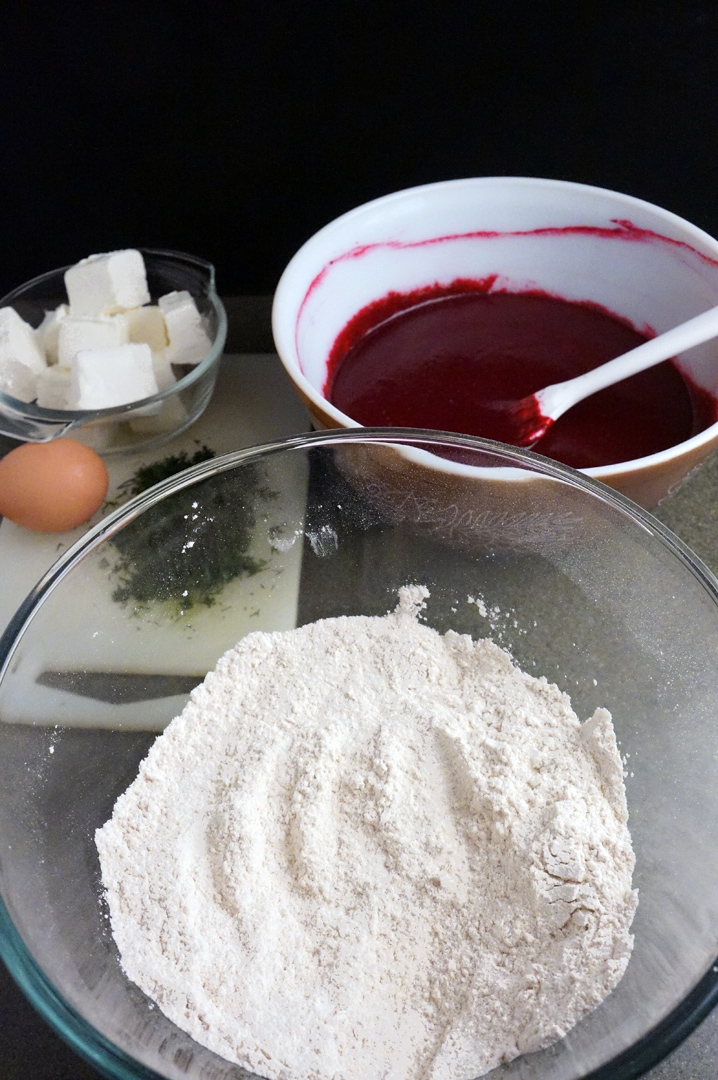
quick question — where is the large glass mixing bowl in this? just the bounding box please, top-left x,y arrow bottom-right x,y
1,429 -> 718,1080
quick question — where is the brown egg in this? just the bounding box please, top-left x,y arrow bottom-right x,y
0,438 -> 109,532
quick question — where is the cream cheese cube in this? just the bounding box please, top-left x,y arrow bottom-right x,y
64,249 -> 150,316
0,307 -> 47,375
125,305 -> 168,351
151,348 -> 177,392
159,290 -> 212,365
0,359 -> 39,403
69,343 -> 158,410
58,314 -> 129,369
35,304 -> 69,364
36,365 -> 72,409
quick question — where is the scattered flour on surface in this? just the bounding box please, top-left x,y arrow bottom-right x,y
96,585 -> 637,1080
467,594 -> 488,618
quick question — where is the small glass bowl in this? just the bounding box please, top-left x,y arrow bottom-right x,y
0,249 -> 227,454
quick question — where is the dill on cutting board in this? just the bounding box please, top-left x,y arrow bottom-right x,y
112,445 -> 217,502
109,445 -> 270,615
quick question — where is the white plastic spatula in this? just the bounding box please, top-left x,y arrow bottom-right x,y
501,303 -> 718,447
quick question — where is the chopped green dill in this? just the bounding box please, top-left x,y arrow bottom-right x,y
109,448 -> 273,615
114,445 -> 217,503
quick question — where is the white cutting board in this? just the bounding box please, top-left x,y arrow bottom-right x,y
0,354 -> 312,728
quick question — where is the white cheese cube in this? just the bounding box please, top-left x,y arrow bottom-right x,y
125,305 -> 168,351
126,350 -> 176,420
0,359 -> 39,403
58,314 -> 129,369
69,343 -> 158,410
152,348 -> 177,392
64,249 -> 150,316
35,304 -> 69,364
36,365 -> 72,409
159,290 -> 212,365
0,307 -> 47,375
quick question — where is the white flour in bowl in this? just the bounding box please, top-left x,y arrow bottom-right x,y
96,585 -> 637,1080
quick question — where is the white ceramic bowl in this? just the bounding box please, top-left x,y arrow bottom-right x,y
272,177 -> 718,508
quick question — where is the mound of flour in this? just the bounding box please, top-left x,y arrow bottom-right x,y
96,586 -> 637,1080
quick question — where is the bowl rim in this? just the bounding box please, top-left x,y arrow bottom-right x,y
0,247 -> 228,423
2,425 -> 718,1080
271,175 -> 718,481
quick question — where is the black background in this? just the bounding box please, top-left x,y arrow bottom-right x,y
2,2 -> 718,300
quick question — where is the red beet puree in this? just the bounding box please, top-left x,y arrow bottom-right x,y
326,286 -> 717,469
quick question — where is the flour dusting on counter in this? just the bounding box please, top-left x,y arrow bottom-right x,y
96,586 -> 637,1080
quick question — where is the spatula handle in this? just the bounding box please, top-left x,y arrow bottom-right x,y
538,303 -> 718,421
